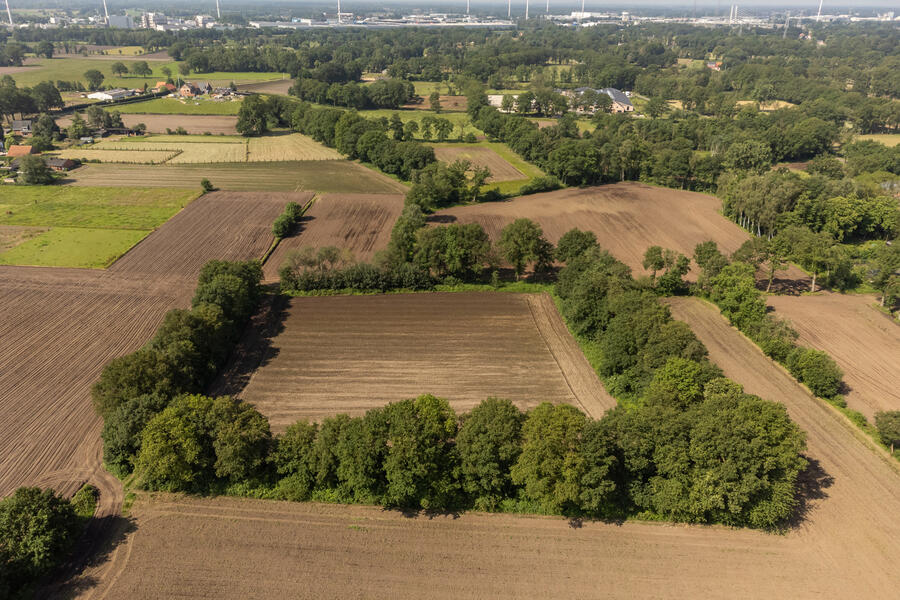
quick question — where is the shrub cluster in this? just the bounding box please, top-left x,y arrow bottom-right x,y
94,260 -> 263,477
0,487 -> 82,597
272,201 -> 304,238
280,260 -> 434,294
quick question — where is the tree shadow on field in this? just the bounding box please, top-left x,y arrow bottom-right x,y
388,507 -> 462,520
786,456 -> 834,529
206,288 -> 289,397
40,514 -> 138,599
426,214 -> 457,224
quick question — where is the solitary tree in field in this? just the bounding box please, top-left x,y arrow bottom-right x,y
429,91 -> 442,113
37,41 -> 54,59
875,411 -> 900,454
83,69 -> 104,91
131,61 -> 153,78
110,61 -> 128,77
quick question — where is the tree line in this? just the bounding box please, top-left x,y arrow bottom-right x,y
94,260 -> 263,477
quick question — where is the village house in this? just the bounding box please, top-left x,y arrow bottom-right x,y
45,157 -> 77,172
6,145 -> 37,158
11,120 -> 32,135
179,82 -> 202,97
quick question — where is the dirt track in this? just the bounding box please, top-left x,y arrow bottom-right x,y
433,182 -> 749,277
263,194 -> 405,281
229,292 -> 614,430
110,191 -> 312,280
766,292 -> 900,419
667,297 -> 900,596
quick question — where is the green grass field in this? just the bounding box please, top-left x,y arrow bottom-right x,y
112,97 -> 243,115
0,227 -> 149,268
0,186 -> 197,268
9,57 -> 287,90
356,108 -> 484,138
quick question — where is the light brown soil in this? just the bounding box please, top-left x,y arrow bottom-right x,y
667,296 -> 900,597
0,267 -> 184,528
237,79 -> 295,95
766,292 -> 900,419
432,182 -> 749,278
402,95 -> 468,111
69,492 -> 859,600
263,193 -> 404,280
228,292 -> 613,430
56,114 -> 239,135
110,191 -> 313,280
433,146 -> 526,182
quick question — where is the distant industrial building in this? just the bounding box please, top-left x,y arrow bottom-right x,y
107,15 -> 134,29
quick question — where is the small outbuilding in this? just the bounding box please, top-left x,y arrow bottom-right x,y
11,120 -> 33,135
7,145 -> 37,158
45,157 -> 77,171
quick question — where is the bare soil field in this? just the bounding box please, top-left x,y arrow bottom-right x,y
433,145 -> 526,182
432,182 -> 749,277
65,161 -> 409,194
0,266 -> 185,521
237,79 -> 295,95
57,114 -> 239,135
263,193 -> 404,280
402,95 -> 468,111
667,297 -> 900,596
110,191 -> 312,280
225,292 -> 614,430
766,293 -> 900,419
67,492 -> 851,600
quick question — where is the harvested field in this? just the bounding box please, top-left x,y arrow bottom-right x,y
667,297 -> 900,597
0,266 -> 184,516
263,193 -> 404,280
237,79 -> 295,95
433,145 -> 525,182
56,148 -> 178,164
225,292 -> 614,430
0,225 -> 46,251
402,95 -> 467,111
109,191 -> 312,280
57,114 -> 239,135
64,161 -> 408,194
432,182 -> 749,277
167,143 -> 247,164
247,133 -> 342,162
67,492 -> 854,600
90,140 -> 247,164
766,292 -> 900,419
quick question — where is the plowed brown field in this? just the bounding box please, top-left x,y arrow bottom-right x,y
766,292 -> 900,419
110,191 -> 312,280
433,146 -> 525,182
432,182 -> 749,277
57,114 -> 239,135
227,292 -> 613,430
0,267 -> 184,525
667,297 -> 900,597
263,193 -> 404,280
68,492 -> 854,600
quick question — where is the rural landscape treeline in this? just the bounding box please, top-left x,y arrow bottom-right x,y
1,10 -> 898,599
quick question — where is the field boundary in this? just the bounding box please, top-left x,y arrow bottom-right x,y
671,296 -> 900,469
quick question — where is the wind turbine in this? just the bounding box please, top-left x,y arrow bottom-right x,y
467,0 -> 470,14
216,0 -> 221,19
337,0 -> 341,23
102,0 -> 109,23
507,0 -> 511,18
525,0 -> 529,20
5,0 -> 12,26
580,0 -> 585,19
815,0 -> 823,22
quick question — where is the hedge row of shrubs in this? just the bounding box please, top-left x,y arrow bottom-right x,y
93,260 -> 263,477
272,201 -> 304,238
694,247 -> 846,403
279,260 -> 434,293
